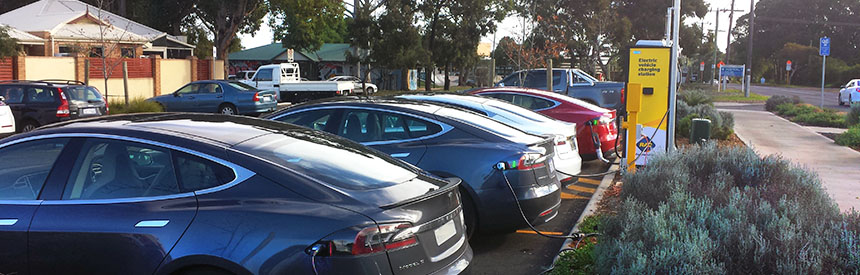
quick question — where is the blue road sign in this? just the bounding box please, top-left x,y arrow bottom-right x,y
820,37 -> 831,56
720,65 -> 745,77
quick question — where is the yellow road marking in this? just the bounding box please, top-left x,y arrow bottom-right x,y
561,192 -> 589,200
566,185 -> 596,193
578,178 -> 601,185
516,230 -> 564,235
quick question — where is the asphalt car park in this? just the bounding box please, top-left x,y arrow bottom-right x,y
464,159 -> 612,275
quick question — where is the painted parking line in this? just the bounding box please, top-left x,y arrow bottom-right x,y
566,185 -> 596,193
515,230 -> 565,235
578,178 -> 602,185
561,192 -> 589,200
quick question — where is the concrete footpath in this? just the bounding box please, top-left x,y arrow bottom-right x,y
717,103 -> 860,212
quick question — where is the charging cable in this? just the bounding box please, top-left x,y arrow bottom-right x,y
309,243 -> 324,275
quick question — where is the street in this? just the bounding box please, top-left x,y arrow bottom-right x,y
727,83 -> 845,110
464,160 -> 612,275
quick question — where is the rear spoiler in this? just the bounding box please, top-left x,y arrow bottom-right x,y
381,177 -> 461,210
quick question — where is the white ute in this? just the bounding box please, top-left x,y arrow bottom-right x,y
241,63 -> 354,103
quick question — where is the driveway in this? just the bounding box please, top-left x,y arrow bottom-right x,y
718,103 -> 860,212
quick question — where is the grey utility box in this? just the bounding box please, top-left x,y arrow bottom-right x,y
690,118 -> 712,144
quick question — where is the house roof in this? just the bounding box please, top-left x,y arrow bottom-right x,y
229,43 -> 351,62
0,0 -> 188,47
2,25 -> 45,45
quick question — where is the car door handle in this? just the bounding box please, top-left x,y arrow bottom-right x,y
390,153 -> 410,158
135,220 -> 170,228
216,95 -> 223,98
273,84 -> 280,88
0,219 -> 18,226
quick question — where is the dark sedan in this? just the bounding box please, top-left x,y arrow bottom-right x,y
266,98 -> 562,236
0,113 -> 471,275
147,80 -> 277,115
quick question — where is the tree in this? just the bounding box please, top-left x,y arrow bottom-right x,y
777,43 -> 816,84
192,0 -> 267,60
184,26 -> 242,59
269,0 -> 348,53
368,0 -> 428,90
0,26 -> 19,58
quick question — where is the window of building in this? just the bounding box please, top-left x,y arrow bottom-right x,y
121,47 -> 135,58
89,46 -> 104,58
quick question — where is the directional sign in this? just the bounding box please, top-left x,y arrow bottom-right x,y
786,60 -> 792,71
720,65 -> 745,78
700,61 -> 705,71
820,37 -> 831,57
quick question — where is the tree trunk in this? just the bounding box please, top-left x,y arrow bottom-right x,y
401,68 -> 409,91
424,66 -> 433,91
444,65 -> 450,91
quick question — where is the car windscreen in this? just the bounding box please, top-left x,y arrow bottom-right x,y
64,87 -> 104,103
485,100 -> 555,124
228,82 -> 256,91
434,107 -> 543,144
235,131 -> 431,191
575,70 -> 599,82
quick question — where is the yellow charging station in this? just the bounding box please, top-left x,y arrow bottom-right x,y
624,46 -> 672,168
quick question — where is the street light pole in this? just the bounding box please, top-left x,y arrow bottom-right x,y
711,9 -> 719,85
745,0 -> 755,97
726,0 -> 737,62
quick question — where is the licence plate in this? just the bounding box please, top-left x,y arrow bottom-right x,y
434,220 -> 457,246
547,159 -> 556,174
82,108 -> 98,115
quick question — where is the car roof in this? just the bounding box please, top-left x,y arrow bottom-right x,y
275,96 -> 444,116
26,113 -> 311,147
473,87 -> 610,112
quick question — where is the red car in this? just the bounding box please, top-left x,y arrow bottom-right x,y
470,87 -> 618,160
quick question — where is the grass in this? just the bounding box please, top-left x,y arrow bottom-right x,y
548,215 -> 601,275
711,89 -> 769,102
108,98 -> 164,114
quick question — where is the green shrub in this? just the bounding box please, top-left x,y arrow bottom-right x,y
836,126 -> 860,148
775,103 -> 818,117
108,98 -> 164,114
675,100 -> 734,140
549,215 -> 601,275
765,95 -> 802,112
679,89 -> 712,107
847,104 -> 860,126
793,111 -> 847,128
595,144 -> 858,274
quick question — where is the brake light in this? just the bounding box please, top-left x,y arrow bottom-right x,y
56,88 -> 70,117
517,153 -> 546,170
253,92 -> 261,102
620,88 -> 626,104
309,222 -> 419,257
556,140 -> 567,146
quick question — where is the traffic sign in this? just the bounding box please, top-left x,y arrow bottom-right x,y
700,62 -> 705,71
820,37 -> 830,57
287,49 -> 295,62
786,60 -> 792,71
720,65 -> 745,78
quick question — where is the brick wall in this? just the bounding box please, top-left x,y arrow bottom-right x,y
88,58 -> 153,79
197,59 -> 211,81
0,58 -> 12,80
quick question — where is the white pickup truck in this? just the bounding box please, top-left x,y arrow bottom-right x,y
241,63 -> 354,103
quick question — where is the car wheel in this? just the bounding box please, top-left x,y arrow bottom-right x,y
20,121 -> 38,133
218,104 -> 238,115
366,87 -> 375,95
460,189 -> 478,239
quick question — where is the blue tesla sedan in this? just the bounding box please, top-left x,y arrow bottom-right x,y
0,113 -> 471,275
147,80 -> 278,115
266,98 -> 562,236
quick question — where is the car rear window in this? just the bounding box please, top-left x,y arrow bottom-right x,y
235,131 -> 421,190
485,100 -> 555,124
64,87 -> 103,102
227,82 -> 256,91
434,107 -> 542,144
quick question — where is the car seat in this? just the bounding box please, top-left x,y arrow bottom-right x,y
344,113 -> 364,141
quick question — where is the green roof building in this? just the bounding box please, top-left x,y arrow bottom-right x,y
228,43 -> 354,80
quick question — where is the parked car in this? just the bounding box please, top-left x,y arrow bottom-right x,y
266,98 -> 562,236
0,113 -> 472,274
227,70 -> 256,81
328,75 -> 378,95
0,97 -> 14,137
241,63 -> 354,102
398,94 -> 582,182
0,80 -> 107,133
838,79 -> 860,105
147,80 -> 277,115
497,69 -> 624,110
471,87 -> 619,161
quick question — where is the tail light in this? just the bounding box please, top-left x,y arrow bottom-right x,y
308,222 -> 418,257
56,88 -> 70,117
253,92 -> 261,102
620,88 -> 626,104
0,100 -> 5,106
516,153 -> 546,170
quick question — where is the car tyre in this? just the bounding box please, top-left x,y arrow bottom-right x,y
20,120 -> 39,133
460,189 -> 478,239
366,87 -> 375,95
218,104 -> 238,115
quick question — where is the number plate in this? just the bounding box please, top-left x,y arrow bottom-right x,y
82,108 -> 98,115
547,159 -> 556,174
434,220 -> 457,246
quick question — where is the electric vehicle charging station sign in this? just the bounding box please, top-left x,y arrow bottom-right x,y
627,47 -> 671,166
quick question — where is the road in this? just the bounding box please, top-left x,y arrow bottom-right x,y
464,159 -> 612,275
727,83 -> 845,110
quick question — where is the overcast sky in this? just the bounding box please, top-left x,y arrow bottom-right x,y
239,0 -> 757,54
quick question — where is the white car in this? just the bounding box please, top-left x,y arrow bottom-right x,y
838,79 -> 860,106
0,97 -> 15,137
328,76 -> 377,95
399,94 -> 582,182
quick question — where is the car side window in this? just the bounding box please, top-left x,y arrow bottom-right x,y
254,69 -> 274,82
523,95 -> 555,110
25,87 -> 56,103
276,109 -> 338,132
173,151 -> 235,192
0,138 -> 69,200
176,84 -> 196,95
524,71 -> 547,87
339,110 -> 412,142
0,86 -> 25,104
200,84 -> 221,94
63,139 -> 180,200
501,74 -> 521,87
484,93 -> 514,102
404,117 -> 442,138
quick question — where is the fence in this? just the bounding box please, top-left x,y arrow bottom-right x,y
0,58 -> 11,80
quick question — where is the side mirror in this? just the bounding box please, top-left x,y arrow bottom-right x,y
0,96 -> 5,102
841,85 -> 847,88
173,92 -> 180,97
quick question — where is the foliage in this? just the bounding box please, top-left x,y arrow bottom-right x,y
678,89 -> 712,107
836,126 -> 860,148
268,0 -> 348,52
595,144 -> 860,274
108,98 -> 164,114
193,0 -> 268,59
184,26 -> 242,59
0,26 -> 19,58
676,100 -> 734,140
548,215 -> 601,275
847,104 -> 860,126
773,103 -> 847,128
765,95 -> 802,112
